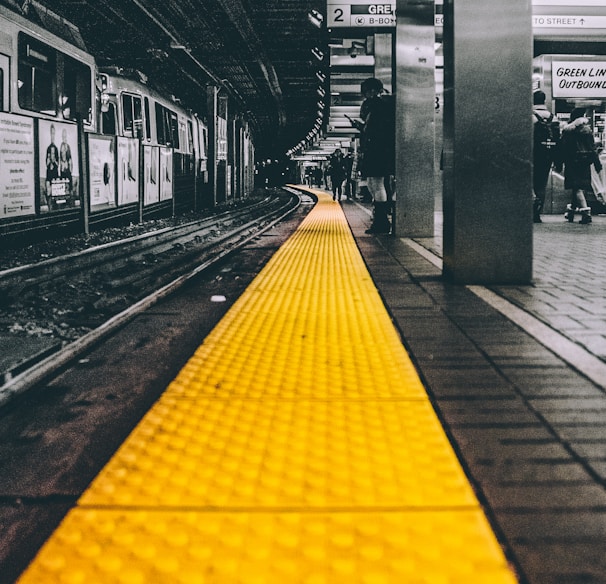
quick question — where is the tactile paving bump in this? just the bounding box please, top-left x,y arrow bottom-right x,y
160,192 -> 428,400
79,398 -> 477,508
19,509 -> 517,584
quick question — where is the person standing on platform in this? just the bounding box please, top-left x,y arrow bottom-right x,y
532,90 -> 559,223
561,107 -> 602,225
327,148 -> 347,201
343,147 -> 356,200
349,77 -> 395,234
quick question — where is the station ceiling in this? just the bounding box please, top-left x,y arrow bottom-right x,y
25,0 -> 328,159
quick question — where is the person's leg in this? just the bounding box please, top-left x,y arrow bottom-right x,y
565,189 -> 577,222
366,176 -> 391,234
576,189 -> 592,223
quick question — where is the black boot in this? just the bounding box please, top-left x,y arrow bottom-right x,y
564,204 -> 575,223
579,207 -> 592,224
533,199 -> 543,223
365,202 -> 391,234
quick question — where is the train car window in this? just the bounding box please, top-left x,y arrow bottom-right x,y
133,97 -> 143,138
122,94 -> 143,138
154,102 -> 179,148
144,97 -> 151,141
187,120 -> 194,154
100,102 -> 116,135
201,124 -> 208,159
169,110 -> 179,149
155,102 -> 165,145
0,54 -> 8,112
62,56 -> 92,123
18,34 -> 56,115
179,119 -> 185,153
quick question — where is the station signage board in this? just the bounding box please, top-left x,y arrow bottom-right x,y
552,60 -> 606,98
534,15 -> 606,29
533,0 -> 606,37
327,0 -> 396,28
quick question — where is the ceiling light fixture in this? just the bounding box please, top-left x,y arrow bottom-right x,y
307,9 -> 324,28
311,47 -> 324,61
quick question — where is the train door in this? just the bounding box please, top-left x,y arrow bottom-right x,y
0,54 -> 9,111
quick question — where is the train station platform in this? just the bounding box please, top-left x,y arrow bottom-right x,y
17,188 -> 517,583
15,186 -> 606,583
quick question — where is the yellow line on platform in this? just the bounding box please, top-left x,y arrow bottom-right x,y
18,188 -> 517,583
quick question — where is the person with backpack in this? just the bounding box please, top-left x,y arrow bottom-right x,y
532,90 -> 560,223
560,107 -> 603,224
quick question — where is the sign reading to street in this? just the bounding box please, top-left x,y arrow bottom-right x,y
534,15 -> 606,28
327,1 -> 396,28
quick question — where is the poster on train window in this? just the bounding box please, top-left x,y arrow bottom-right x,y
0,113 -> 35,218
217,116 -> 227,161
143,145 -> 160,205
159,147 -> 173,201
88,135 -> 116,210
117,136 -> 139,205
38,119 -> 79,213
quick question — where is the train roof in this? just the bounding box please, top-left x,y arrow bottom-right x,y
99,67 -> 196,118
0,0 -> 88,52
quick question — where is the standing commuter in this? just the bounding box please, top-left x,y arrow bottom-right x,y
560,107 -> 602,224
349,78 -> 395,233
532,91 -> 559,223
327,148 -> 347,201
343,147 -> 356,200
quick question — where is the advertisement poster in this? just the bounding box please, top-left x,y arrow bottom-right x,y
38,119 -> 79,212
217,116 -> 227,161
117,136 -> 139,205
88,135 -> 116,210
143,145 -> 160,206
159,147 -> 173,201
0,113 -> 35,218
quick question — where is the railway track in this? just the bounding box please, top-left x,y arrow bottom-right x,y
0,191 -> 304,407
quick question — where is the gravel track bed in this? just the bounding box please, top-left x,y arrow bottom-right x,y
0,191 -> 284,344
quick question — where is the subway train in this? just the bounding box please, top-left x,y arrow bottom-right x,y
0,2 -> 254,246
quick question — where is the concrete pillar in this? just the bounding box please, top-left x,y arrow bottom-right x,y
442,0 -> 533,284
395,0 -> 435,237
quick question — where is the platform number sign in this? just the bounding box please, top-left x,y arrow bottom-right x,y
328,1 -> 396,28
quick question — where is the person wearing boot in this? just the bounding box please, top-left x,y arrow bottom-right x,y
532,91 -> 559,223
327,148 -> 347,201
350,78 -> 395,234
560,107 -> 602,224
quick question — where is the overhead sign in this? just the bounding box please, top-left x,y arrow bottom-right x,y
533,0 -> 606,5
552,61 -> 606,98
327,1 -> 396,28
534,15 -> 606,28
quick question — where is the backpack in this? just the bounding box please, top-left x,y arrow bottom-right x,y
534,112 -> 560,152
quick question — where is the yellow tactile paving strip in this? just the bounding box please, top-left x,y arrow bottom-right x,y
18,189 -> 517,583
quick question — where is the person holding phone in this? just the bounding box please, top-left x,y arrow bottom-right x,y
350,78 -> 395,234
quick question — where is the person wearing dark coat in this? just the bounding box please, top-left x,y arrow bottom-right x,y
350,78 -> 395,233
532,90 -> 557,223
561,107 -> 602,224
327,149 -> 347,201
